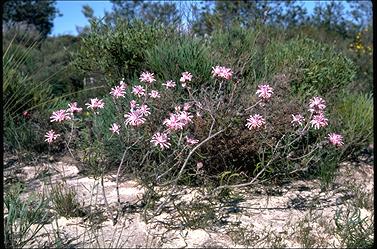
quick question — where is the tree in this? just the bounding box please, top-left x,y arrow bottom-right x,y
310,1 -> 348,35
3,0 -> 61,37
104,0 -> 181,27
347,0 -> 373,31
269,0 -> 309,28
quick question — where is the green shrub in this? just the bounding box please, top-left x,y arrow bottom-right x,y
264,37 -> 356,99
335,206 -> 374,248
4,113 -> 46,152
73,19 -> 168,85
50,183 -> 83,218
4,183 -> 49,248
209,25 -> 281,84
3,32 -> 54,119
145,35 -> 213,89
331,92 -> 373,158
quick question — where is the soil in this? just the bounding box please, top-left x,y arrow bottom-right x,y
3,150 -> 374,248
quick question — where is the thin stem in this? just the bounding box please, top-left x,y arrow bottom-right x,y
155,126 -> 229,214
245,99 -> 262,111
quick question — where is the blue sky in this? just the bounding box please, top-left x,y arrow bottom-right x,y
51,1 -> 348,36
52,1 -> 113,36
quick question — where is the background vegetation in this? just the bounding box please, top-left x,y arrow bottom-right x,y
3,0 -> 373,176
3,1 -> 373,247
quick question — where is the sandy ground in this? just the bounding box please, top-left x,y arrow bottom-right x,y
3,152 -> 374,248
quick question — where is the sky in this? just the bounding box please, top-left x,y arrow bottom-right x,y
51,1 -> 349,36
52,1 -> 113,36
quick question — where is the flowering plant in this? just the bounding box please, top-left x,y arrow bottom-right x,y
44,67 -> 345,218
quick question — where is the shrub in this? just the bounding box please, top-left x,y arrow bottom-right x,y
145,35 -> 213,89
335,206 -> 374,248
194,73 -> 303,178
44,66 -> 346,190
4,183 -> 49,248
209,25 -> 281,83
3,31 -> 53,119
264,37 -> 356,99
330,92 -> 373,158
3,29 -> 61,153
50,183 -> 83,218
73,19 -> 168,85
4,113 -> 47,152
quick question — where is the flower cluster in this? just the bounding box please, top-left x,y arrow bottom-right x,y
45,130 -> 60,144
185,136 -> 199,145
163,110 -> 193,132
50,109 -> 72,123
349,30 -> 372,55
46,102 -> 85,143
211,65 -> 233,80
139,71 -> 156,84
256,84 -> 274,100
110,123 -> 120,135
151,132 -> 171,150
327,133 -> 344,147
86,98 -> 105,113
180,72 -> 192,87
132,85 -> 146,97
308,96 -> 326,114
149,90 -> 160,99
45,68 -> 344,158
245,114 -> 266,130
310,113 -> 329,130
163,80 -> 176,89
307,96 -> 329,130
291,114 -> 305,127
110,83 -> 126,98
67,102 -> 83,114
124,108 -> 147,127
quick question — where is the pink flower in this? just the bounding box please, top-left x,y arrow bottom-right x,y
256,84 -> 274,100
212,66 -> 222,76
85,98 -> 105,112
180,71 -> 192,87
50,109 -> 72,123
148,90 -> 161,99
185,136 -> 199,145
151,132 -> 171,150
310,113 -> 329,129
139,71 -> 156,84
309,96 -> 326,113
124,110 -> 146,127
110,123 -> 120,135
183,102 -> 191,111
44,130 -> 60,144
119,78 -> 127,88
291,114 -> 305,127
137,104 -> 151,117
130,100 -> 137,110
163,80 -> 176,89
132,85 -> 146,97
211,66 -> 233,80
110,85 -> 126,98
67,102 -> 82,114
245,114 -> 266,130
177,111 -> 193,126
328,133 -> 344,147
163,113 -> 184,131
